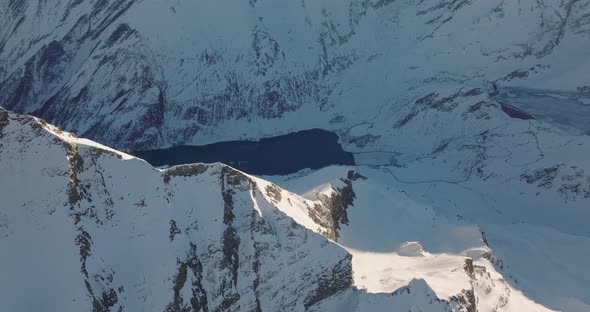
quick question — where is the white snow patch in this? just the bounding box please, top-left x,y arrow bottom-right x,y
396,241 -> 426,257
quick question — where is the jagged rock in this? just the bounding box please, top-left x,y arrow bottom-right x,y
1,1 -> 589,150
0,110 -> 357,311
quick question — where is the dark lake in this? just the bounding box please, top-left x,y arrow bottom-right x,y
133,129 -> 355,175
499,102 -> 535,120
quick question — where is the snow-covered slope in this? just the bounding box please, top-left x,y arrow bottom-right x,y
0,108 -> 353,311
0,108 -> 559,311
1,0 -> 589,149
265,163 -> 590,312
1,1 -> 590,311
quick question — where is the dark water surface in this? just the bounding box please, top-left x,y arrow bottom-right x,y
499,102 -> 535,120
133,129 -> 354,175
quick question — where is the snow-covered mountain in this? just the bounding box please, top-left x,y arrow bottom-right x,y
0,106 -> 565,312
2,1 -> 590,311
0,107 -> 354,311
1,0 -> 589,150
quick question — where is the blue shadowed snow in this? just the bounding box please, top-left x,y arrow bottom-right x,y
495,87 -> 590,135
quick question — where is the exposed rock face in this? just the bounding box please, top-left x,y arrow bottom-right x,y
304,255 -> 354,308
0,107 -> 8,132
0,108 -> 354,311
521,165 -> 590,201
2,3 -> 590,244
300,170 -> 367,240
1,108 -> 561,312
1,0 -> 589,150
2,3 -> 590,309
521,166 -> 563,188
315,170 -> 366,240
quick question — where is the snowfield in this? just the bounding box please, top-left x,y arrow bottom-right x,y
1,0 -> 590,311
2,107 -> 588,311
1,0 -> 590,150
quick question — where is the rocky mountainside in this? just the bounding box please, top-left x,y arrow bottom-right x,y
2,1 -> 590,311
1,0 -> 589,150
0,107 -> 355,311
0,108 -> 559,312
